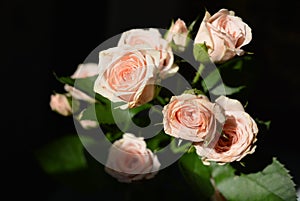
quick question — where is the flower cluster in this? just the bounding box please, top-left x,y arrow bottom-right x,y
45,7 -> 299,201
49,8 -> 257,182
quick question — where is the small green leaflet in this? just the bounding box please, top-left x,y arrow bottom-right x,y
193,43 -> 210,63
210,84 -> 245,96
255,118 -> 271,130
170,138 -> 192,154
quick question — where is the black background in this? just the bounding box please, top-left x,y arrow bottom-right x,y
3,0 -> 300,200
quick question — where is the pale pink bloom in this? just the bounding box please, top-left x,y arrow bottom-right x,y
166,18 -> 189,51
194,9 -> 252,63
118,28 -> 178,79
194,95 -> 258,165
79,119 -> 98,129
64,63 -> 99,103
49,93 -> 72,116
162,93 -> 224,142
105,133 -> 161,183
93,45 -> 159,109
76,109 -> 98,129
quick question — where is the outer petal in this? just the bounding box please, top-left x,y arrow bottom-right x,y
64,84 -> 96,103
71,63 -> 99,78
209,9 -> 230,23
215,95 -> 245,112
194,11 -> 213,49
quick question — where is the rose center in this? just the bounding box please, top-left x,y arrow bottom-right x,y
176,106 -> 201,128
214,117 -> 238,153
108,53 -> 145,90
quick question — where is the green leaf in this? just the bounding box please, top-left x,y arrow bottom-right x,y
54,73 -> 74,85
188,17 -> 199,32
146,131 -> 172,152
54,73 -> 109,104
105,131 -> 123,142
80,102 -> 116,124
170,138 -> 192,154
184,17 -> 199,47
35,135 -> 125,192
178,150 -> 215,200
218,55 -> 252,71
193,43 -> 210,63
255,118 -> 271,130
35,135 -> 92,174
200,67 -> 222,92
129,103 -> 153,118
200,55 -> 252,94
210,84 -> 246,96
200,68 -> 245,95
80,101 -> 154,134
210,162 -> 235,184
213,157 -> 297,201
80,102 -> 134,132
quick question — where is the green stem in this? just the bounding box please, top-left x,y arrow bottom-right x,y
192,63 -> 205,87
155,95 -> 167,105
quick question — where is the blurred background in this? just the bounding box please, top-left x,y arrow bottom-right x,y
3,0 -> 300,200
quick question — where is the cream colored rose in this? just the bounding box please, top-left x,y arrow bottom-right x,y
93,45 -> 159,109
194,95 -> 258,165
166,18 -> 189,51
105,133 -> 161,183
194,9 -> 252,63
64,63 -> 99,103
49,93 -> 72,116
118,28 -> 178,79
162,93 -> 224,142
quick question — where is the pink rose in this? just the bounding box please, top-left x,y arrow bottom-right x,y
118,28 -> 178,79
93,45 -> 159,109
166,18 -> 189,51
162,93 -> 224,142
194,95 -> 258,165
194,9 -> 252,63
105,133 -> 161,183
64,63 -> 99,103
49,93 -> 72,116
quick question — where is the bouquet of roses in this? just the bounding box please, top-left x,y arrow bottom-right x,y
39,7 -> 297,201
